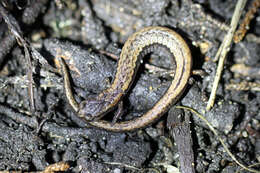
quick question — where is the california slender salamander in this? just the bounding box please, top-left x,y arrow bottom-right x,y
58,26 -> 192,132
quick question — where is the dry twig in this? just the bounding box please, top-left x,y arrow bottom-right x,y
226,81 -> 260,91
234,0 -> 260,43
206,0 -> 247,110
0,4 -> 35,113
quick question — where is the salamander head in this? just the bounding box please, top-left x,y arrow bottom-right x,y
78,98 -> 107,121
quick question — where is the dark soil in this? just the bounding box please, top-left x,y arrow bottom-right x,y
0,0 -> 259,172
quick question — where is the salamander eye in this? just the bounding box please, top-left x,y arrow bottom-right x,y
84,113 -> 94,121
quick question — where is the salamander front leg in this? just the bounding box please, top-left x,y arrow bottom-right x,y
111,101 -> 124,125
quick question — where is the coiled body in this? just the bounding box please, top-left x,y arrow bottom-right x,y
60,26 -> 192,132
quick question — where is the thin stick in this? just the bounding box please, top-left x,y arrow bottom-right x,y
234,0 -> 260,43
0,4 -> 35,113
206,0 -> 247,110
104,162 -> 141,171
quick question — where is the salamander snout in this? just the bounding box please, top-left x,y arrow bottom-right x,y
78,98 -> 106,121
